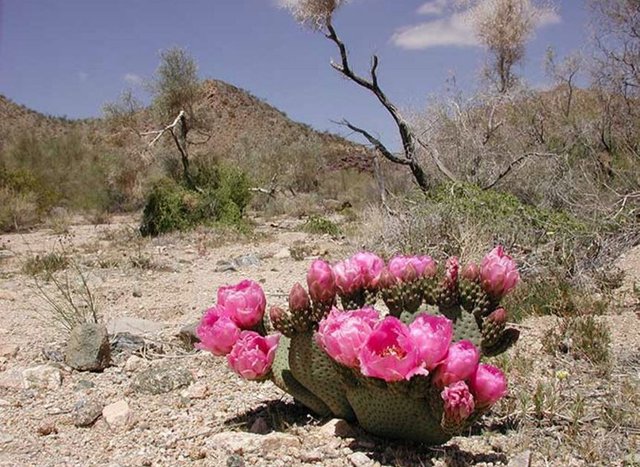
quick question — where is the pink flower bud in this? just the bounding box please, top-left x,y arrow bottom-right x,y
269,306 -> 286,323
409,314 -> 453,371
412,255 -> 437,278
480,245 -> 520,299
307,259 -> 337,305
388,255 -> 436,282
196,306 -> 242,356
315,307 -> 379,368
487,308 -> 507,326
378,267 -> 398,290
444,256 -> 459,291
333,259 -> 365,296
217,280 -> 267,329
226,331 -> 280,380
461,262 -> 480,282
359,316 -> 428,382
288,283 -> 310,313
432,340 -> 480,387
441,381 -> 475,424
351,252 -> 385,289
469,364 -> 508,409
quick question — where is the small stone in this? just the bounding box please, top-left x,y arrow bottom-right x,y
72,398 -> 104,427
300,450 -> 323,462
508,450 -> 532,467
74,379 -> 95,390
42,347 -> 65,363
189,448 -> 206,461
208,432 -> 300,455
110,332 -> 147,354
226,454 -> 245,467
349,452 -> 374,467
65,323 -> 111,372
22,365 -> 62,390
132,290 -> 142,298
132,365 -> 194,395
102,400 -> 133,429
0,432 -> 14,445
124,355 -> 148,373
181,382 -> 209,399
0,344 -> 19,358
319,418 -> 357,438
249,417 -> 269,434
36,422 -> 58,436
273,248 -> 291,259
0,399 -> 10,406
0,369 -> 23,389
177,321 -> 200,350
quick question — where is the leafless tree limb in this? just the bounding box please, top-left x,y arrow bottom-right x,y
483,152 -> 558,190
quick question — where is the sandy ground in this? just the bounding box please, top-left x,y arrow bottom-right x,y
0,215 -> 638,466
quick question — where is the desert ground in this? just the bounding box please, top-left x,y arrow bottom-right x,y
0,215 -> 638,467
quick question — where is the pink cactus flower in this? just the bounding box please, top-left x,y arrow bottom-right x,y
359,316 -> 427,382
333,259 -> 365,296
351,252 -> 385,289
441,381 -> 475,424
315,307 -> 380,368
432,340 -> 480,387
388,255 -> 436,282
288,283 -> 310,313
378,267 -> 398,290
409,314 -> 454,371
412,256 -> 437,278
469,364 -> 508,409
307,259 -> 337,305
196,306 -> 242,356
226,331 -> 281,380
217,280 -> 267,329
480,245 -> 520,299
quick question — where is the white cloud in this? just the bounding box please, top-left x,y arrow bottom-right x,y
78,71 -> 89,82
416,0 -> 449,16
123,73 -> 143,86
392,0 -> 562,50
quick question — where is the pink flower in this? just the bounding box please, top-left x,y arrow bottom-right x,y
288,283 -> 310,313
315,307 -> 379,368
388,255 -> 436,282
469,364 -> 508,409
480,246 -> 520,299
432,340 -> 480,387
441,381 -> 475,424
226,331 -> 280,380
378,267 -> 398,289
359,316 -> 427,382
351,252 -> 385,289
443,256 -> 459,292
409,314 -> 453,371
217,280 -> 267,329
411,256 -> 437,278
461,262 -> 480,282
196,306 -> 242,356
333,259 -> 365,296
307,259 -> 337,305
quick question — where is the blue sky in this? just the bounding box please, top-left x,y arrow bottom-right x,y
0,1 -> 590,147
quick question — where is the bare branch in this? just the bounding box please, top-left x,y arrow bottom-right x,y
483,152 -> 558,190
141,110 -> 187,147
415,137 -> 458,183
334,119 -> 410,166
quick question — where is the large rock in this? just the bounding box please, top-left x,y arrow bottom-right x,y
65,323 -> 111,371
131,365 -> 194,394
22,365 -> 62,390
103,400 -> 134,429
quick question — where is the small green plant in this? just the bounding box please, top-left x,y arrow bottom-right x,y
302,215 -> 341,236
22,253 -> 69,276
542,314 -> 611,368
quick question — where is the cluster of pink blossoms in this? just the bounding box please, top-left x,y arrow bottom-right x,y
316,309 -> 508,421
196,280 -> 279,380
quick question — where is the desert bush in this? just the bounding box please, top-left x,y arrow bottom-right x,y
22,252 -> 69,276
0,186 -> 39,231
542,314 -> 611,368
302,215 -> 341,236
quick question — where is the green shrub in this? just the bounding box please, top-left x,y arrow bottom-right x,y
302,215 -> 341,236
139,164 -> 252,237
22,253 -> 68,276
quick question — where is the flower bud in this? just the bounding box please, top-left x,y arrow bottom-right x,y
288,282 -> 311,313
307,259 -> 337,305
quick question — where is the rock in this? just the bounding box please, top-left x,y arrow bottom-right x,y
74,379 -> 95,390
0,344 -> 19,358
36,422 -> 58,436
110,332 -> 147,354
22,365 -> 62,390
124,355 -> 148,373
132,289 -> 142,298
300,450 -> 323,463
65,323 -> 111,372
0,369 -> 23,389
249,417 -> 269,434
234,254 -> 261,268
42,347 -> 65,363
177,321 -> 200,349
131,365 -> 194,395
215,262 -> 237,272
208,432 -> 301,455
319,418 -> 357,438
508,450 -> 532,467
349,452 -> 374,467
107,317 -> 165,336
0,432 -> 14,445
181,382 -> 209,399
0,399 -> 10,406
72,398 -> 104,427
273,248 -> 291,259
226,455 -> 245,467
0,250 -> 15,259
103,400 -> 134,429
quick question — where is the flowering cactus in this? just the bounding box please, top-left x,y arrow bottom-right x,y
197,246 -> 521,445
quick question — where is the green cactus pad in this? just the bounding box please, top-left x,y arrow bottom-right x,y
346,381 -> 451,444
289,332 -> 356,421
270,336 -> 332,417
